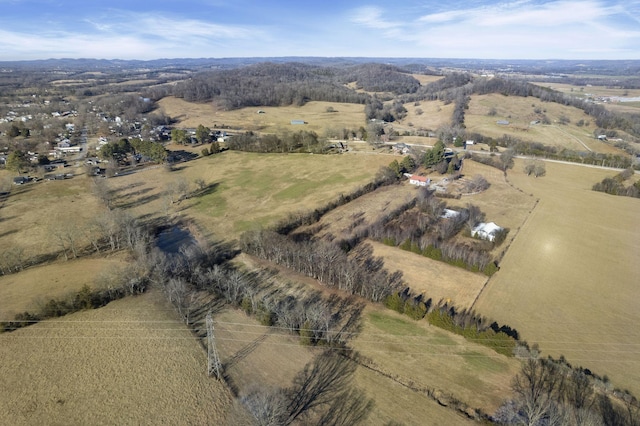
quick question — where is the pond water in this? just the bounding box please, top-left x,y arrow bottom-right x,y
156,226 -> 196,254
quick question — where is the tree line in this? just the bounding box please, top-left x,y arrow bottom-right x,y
241,230 -> 404,303
495,355 -> 640,425
592,168 -> 640,198
226,130 -> 324,153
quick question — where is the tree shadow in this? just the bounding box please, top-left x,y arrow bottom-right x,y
191,182 -> 220,198
0,229 -> 18,238
116,193 -> 162,209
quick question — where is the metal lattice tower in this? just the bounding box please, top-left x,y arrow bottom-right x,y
206,312 -> 222,380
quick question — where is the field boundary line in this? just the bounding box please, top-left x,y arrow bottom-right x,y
469,173 -> 541,312
344,351 -> 483,421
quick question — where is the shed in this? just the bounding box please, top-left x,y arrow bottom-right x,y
496,120 -> 510,125
291,120 -> 306,125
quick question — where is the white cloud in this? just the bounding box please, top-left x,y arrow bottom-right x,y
349,0 -> 640,59
0,11 -> 269,59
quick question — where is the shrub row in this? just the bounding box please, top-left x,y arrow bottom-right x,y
0,281 -> 146,333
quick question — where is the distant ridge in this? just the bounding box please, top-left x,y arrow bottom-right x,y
1,57 -> 640,75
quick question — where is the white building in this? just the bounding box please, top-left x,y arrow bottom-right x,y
471,222 -> 504,242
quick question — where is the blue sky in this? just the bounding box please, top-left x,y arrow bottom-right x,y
0,0 -> 639,60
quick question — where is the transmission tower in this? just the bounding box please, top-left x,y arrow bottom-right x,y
206,312 -> 222,380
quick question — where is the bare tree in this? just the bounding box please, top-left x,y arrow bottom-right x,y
512,358 -> 564,426
167,177 -> 190,204
92,177 -> 113,209
284,351 -> 359,425
241,386 -> 289,426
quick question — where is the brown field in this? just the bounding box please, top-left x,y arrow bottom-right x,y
353,306 -> 521,416
466,94 -> 626,154
369,240 -> 488,309
397,99 -> 455,134
157,97 -> 366,135
298,183 -> 416,240
532,82 -> 640,102
0,290 -> 240,425
0,256 -> 127,315
214,303 -> 513,423
0,169 -> 103,262
106,150 -> 393,241
474,159 -> 640,396
213,308 -> 318,391
412,74 -> 445,85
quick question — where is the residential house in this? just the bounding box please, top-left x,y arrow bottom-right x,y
471,222 -> 504,242
408,174 -> 430,187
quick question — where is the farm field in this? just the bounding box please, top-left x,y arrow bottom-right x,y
213,303 -> 511,423
352,306 -> 521,415
106,150 -> 394,241
0,169 -> 103,263
466,94 -> 625,154
397,99 -> 455,134
0,290 -> 241,425
369,240 -> 487,309
297,183 -> 416,241
474,159 -> 640,396
0,255 -> 127,315
531,81 -> 640,102
157,97 -> 366,135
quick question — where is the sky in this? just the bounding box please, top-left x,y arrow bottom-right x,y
0,0 -> 639,61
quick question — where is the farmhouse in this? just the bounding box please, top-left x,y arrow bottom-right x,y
393,143 -> 410,154
496,120 -> 510,125
471,222 -> 504,242
408,174 -> 430,187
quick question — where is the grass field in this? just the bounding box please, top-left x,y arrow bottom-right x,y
213,304 -> 513,424
369,240 -> 488,309
0,290 -> 241,425
531,82 -> 640,103
106,150 -> 394,241
474,159 -> 640,396
352,306 -> 521,415
0,169 -> 103,264
0,255 -> 127,315
158,97 -> 367,135
466,94 -> 625,154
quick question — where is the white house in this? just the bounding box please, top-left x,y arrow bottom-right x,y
408,174 -> 430,187
471,222 -> 504,242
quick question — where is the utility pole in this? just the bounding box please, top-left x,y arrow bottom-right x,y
206,312 -> 222,380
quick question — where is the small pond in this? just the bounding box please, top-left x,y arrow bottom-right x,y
156,225 -> 196,255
